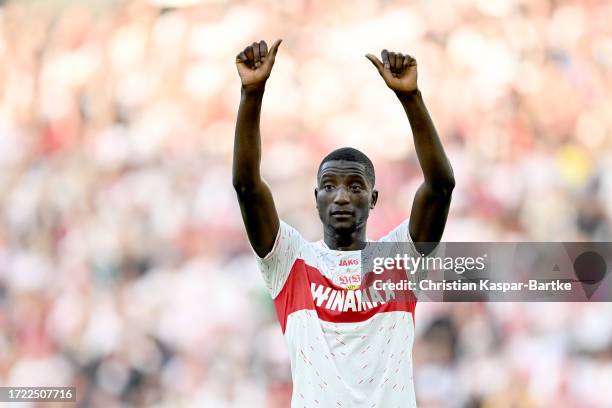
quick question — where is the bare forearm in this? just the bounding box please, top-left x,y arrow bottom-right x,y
397,90 -> 455,190
233,86 -> 265,190
366,49 -> 453,244
232,39 -> 281,256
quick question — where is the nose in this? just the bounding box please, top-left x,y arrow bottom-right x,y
333,186 -> 350,205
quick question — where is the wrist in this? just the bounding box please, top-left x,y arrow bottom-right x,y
395,88 -> 420,102
241,83 -> 266,96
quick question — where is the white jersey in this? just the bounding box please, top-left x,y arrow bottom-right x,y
256,220 -> 424,408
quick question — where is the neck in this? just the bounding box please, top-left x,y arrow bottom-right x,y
323,226 -> 367,251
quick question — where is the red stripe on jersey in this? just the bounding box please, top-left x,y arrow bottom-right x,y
274,259 -> 416,333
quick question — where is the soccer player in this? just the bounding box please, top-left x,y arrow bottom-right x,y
233,39 -> 455,407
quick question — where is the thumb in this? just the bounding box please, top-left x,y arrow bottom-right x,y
268,39 -> 282,59
262,39 -> 282,70
365,54 -> 384,75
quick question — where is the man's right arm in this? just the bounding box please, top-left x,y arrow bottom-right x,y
232,40 -> 282,257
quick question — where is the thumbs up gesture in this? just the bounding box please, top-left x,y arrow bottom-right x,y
366,50 -> 418,94
235,39 -> 282,91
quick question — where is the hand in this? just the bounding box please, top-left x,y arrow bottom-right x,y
365,50 -> 418,94
235,39 -> 282,91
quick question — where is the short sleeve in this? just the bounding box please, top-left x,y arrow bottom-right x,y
378,218 -> 443,256
377,219 -> 445,289
378,219 -> 420,256
254,220 -> 306,299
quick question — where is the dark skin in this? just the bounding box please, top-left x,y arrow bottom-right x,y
316,160 -> 377,251
233,40 -> 454,257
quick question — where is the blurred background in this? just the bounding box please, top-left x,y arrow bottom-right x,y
1,0 -> 612,406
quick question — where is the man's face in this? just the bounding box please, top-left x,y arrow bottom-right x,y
315,160 -> 378,233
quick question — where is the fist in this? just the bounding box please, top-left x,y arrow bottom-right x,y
235,39 -> 282,90
365,50 -> 418,94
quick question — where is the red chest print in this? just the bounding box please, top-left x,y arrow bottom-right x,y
338,274 -> 361,285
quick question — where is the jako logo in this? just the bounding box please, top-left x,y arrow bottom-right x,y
339,259 -> 360,266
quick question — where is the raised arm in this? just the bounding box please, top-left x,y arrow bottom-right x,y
366,50 -> 455,253
233,39 -> 282,257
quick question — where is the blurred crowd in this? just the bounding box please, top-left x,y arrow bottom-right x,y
1,0 -> 612,406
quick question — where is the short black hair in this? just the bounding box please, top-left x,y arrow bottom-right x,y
317,147 -> 375,187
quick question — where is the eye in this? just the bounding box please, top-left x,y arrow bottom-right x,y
323,184 -> 335,191
350,184 -> 363,193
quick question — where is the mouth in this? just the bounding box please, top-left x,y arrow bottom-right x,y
331,210 -> 354,218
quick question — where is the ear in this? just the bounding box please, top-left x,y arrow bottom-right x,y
370,190 -> 379,209
314,187 -> 319,208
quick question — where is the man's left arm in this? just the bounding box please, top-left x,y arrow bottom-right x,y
366,50 -> 455,254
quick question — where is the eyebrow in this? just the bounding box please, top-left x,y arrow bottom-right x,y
319,172 -> 369,187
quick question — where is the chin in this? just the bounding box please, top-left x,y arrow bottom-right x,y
329,220 -> 357,233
